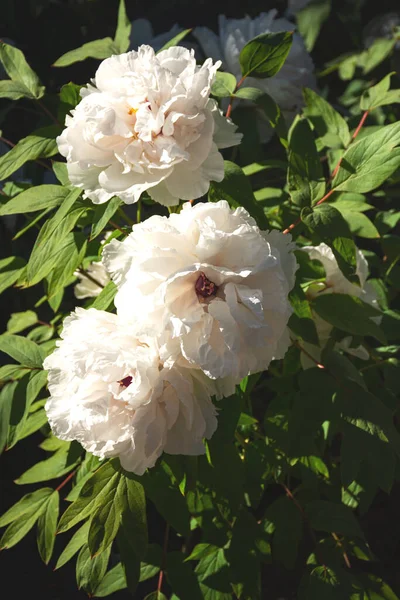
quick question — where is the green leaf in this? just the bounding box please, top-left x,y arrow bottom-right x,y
360,73 -> 400,111
233,87 -> 287,145
89,281 -> 117,310
287,117 -> 325,207
0,185 -> 70,216
88,473 -> 122,556
76,544 -> 111,595
239,31 -> 293,79
0,382 -> 16,454
47,232 -> 87,297
157,29 -> 192,53
332,121 -> 400,194
120,476 -> 148,560
266,496 -> 303,569
6,373 -> 31,450
0,256 -> 26,295
312,294 -> 385,344
288,286 -> 319,345
0,126 -> 59,181
0,487 -> 51,526
94,562 -> 127,597
91,197 -> 122,240
26,188 -> 84,286
306,500 -> 365,538
360,38 -> 396,74
296,0 -> 331,51
0,489 -> 54,549
16,444 -> 82,485
52,161 -> 70,186
58,462 -> 119,533
0,334 -> 45,368
341,421 -> 395,493
117,528 -> 141,595
301,204 -> 358,283
0,42 -> 44,99
59,82 -> 82,111
303,87 -> 350,148
17,407 -> 48,441
55,521 -> 90,570
195,546 -> 232,599
53,38 -> 117,67
339,211 -> 380,239
7,311 -> 37,334
139,544 -> 162,581
0,80 -> 38,100
167,551 -> 204,600
37,491 -> 59,564
142,462 -> 190,536
114,0 -> 131,54
211,71 -> 237,98
209,160 -> 268,228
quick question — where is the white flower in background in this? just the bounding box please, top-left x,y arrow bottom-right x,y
44,308 -> 218,475
298,243 -> 380,368
193,12 -> 316,140
287,0 -> 311,16
103,200 -> 298,383
129,18 -> 184,52
363,11 -> 400,49
74,261 -> 110,299
57,45 -> 241,207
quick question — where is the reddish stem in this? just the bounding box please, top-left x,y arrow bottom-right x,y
55,469 -> 76,492
226,75 -> 247,119
36,99 -> 62,127
293,340 -> 325,369
283,110 -> 369,235
157,523 -> 170,596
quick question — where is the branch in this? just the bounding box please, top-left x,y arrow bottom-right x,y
157,523 -> 170,596
225,75 -> 247,119
55,469 -> 76,492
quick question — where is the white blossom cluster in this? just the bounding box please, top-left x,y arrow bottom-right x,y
45,201 -> 298,474
57,45 -> 241,207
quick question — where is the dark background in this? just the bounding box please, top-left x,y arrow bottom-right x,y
1,0 -> 400,598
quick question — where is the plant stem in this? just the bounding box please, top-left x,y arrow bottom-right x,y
282,483 -> 326,566
55,470 -> 76,492
136,199 -> 142,224
77,267 -> 105,289
226,75 -> 247,119
36,98 -> 61,127
117,207 -> 135,227
157,523 -> 170,596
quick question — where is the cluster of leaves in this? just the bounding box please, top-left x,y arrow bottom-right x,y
0,1 -> 400,599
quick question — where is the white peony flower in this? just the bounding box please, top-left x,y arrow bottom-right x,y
298,243 -> 380,368
74,261 -> 110,299
103,200 -> 298,382
44,308 -> 218,475
57,45 -> 242,207
193,12 -> 316,140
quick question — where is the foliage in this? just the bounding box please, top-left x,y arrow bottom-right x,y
0,1 -> 400,599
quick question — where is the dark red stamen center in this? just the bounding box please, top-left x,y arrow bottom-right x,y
119,376 -> 132,388
195,272 -> 218,298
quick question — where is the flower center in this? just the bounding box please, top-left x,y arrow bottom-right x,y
195,272 -> 218,298
119,376 -> 132,388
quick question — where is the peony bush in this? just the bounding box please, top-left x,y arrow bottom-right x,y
0,1 -> 399,599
